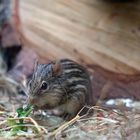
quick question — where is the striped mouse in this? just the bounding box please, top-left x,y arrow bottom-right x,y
27,59 -> 93,120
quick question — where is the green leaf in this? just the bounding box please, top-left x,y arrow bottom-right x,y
7,119 -> 17,126
0,104 -> 34,138
16,104 -> 33,117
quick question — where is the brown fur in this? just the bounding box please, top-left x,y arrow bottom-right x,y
27,59 -> 93,120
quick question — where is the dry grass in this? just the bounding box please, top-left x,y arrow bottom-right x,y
0,84 -> 139,140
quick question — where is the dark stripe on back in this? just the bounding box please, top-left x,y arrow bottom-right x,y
62,64 -> 80,69
65,71 -> 88,79
60,59 -> 74,63
68,87 -> 87,94
60,59 -> 86,72
67,80 -> 87,88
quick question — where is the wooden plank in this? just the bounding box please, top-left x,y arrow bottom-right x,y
20,0 -> 140,74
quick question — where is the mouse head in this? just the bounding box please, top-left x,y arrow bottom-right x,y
27,60 -> 63,108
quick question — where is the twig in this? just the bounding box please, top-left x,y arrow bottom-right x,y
0,124 -> 46,133
48,115 -> 80,137
96,81 -> 112,106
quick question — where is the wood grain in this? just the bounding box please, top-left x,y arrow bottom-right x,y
20,0 -> 140,74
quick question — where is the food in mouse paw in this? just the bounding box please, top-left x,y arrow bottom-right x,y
27,59 -> 93,120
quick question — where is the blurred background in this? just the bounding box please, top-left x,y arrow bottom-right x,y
0,0 -> 140,109
20,0 -> 140,75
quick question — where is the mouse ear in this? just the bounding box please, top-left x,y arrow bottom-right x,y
52,60 -> 62,76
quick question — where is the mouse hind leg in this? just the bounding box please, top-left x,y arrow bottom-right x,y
63,93 -> 85,120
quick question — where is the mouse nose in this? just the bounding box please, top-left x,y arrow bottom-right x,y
28,96 -> 36,104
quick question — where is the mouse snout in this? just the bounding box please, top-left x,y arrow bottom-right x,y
28,96 -> 37,104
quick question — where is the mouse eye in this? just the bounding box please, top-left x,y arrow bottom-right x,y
41,81 -> 48,90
